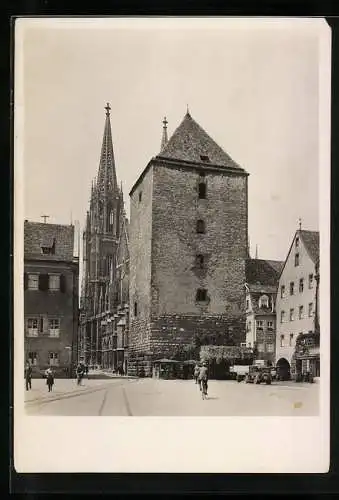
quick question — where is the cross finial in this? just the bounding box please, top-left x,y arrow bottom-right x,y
105,102 -> 111,116
163,116 -> 168,128
41,215 -> 49,223
298,217 -> 302,231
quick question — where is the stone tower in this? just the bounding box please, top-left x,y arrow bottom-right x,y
80,103 -> 124,368
128,111 -> 249,376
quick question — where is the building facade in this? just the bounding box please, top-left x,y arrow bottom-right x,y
245,259 -> 283,365
128,112 -> 249,376
79,104 -> 128,371
24,221 -> 79,377
275,229 -> 320,379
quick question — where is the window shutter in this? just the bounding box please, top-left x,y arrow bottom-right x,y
24,272 -> 28,290
40,317 -> 44,333
39,274 -> 49,291
60,274 -> 66,293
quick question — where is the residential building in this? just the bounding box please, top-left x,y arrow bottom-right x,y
24,221 -> 79,377
79,103 -> 128,371
245,258 -> 284,365
128,112 -> 249,376
275,229 -> 320,379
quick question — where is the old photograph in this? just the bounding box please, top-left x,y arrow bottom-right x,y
14,17 -> 330,473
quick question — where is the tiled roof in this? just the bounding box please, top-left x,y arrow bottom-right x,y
245,258 -> 283,288
300,230 -> 319,264
157,112 -> 246,172
24,221 -> 75,261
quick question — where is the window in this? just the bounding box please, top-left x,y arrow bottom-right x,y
28,352 -> 37,366
289,333 -> 294,346
290,282 -> 295,295
196,254 -> 205,269
309,274 -> 314,289
267,344 -> 274,353
134,302 -> 138,316
259,295 -> 269,308
281,285 -> 285,298
295,236 -> 299,247
200,155 -> 210,162
308,302 -> 314,317
196,288 -> 207,302
27,318 -> 39,337
49,352 -> 59,366
240,342 -> 247,347
196,219 -> 205,234
267,321 -> 273,329
198,182 -> 207,199
246,299 -> 250,310
28,274 -> 39,290
299,278 -> 304,293
280,311 -> 285,323
256,320 -> 264,328
41,239 -> 55,255
299,305 -> 304,320
280,334 -> 284,347
49,274 -> 60,291
49,318 -> 60,337
199,171 -> 206,178
257,343 -> 265,352
138,192 -> 142,203
290,308 -> 295,321
295,253 -> 300,266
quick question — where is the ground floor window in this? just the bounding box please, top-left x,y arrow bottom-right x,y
28,351 -> 38,365
49,352 -> 59,366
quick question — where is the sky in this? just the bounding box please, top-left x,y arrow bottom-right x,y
20,18 -> 321,262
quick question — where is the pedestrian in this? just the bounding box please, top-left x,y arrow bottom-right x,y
85,364 -> 89,379
25,362 -> 32,391
76,363 -> 83,385
198,362 -> 209,396
193,363 -> 200,384
45,367 -> 54,392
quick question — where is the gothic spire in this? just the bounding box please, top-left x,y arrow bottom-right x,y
97,102 -> 118,195
160,116 -> 168,152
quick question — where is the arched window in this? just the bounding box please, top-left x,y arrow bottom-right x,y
198,182 -> 206,199
259,294 -> 269,308
196,219 -> 205,234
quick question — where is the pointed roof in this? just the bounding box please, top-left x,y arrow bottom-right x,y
157,111 -> 245,171
97,103 -> 118,195
299,230 -> 319,263
245,258 -> 284,288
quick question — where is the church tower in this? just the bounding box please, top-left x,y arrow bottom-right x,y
80,104 -> 124,368
128,111 -> 249,376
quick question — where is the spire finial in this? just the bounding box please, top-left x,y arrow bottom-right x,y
186,104 -> 190,115
298,217 -> 302,231
105,102 -> 111,116
255,244 -> 258,260
160,115 -> 169,152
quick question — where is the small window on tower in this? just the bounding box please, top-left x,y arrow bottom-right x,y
138,192 -> 142,203
196,288 -> 207,302
196,219 -> 205,234
198,182 -> 207,199
134,301 -> 138,316
200,155 -> 210,163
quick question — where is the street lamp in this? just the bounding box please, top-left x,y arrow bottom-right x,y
65,346 -> 72,378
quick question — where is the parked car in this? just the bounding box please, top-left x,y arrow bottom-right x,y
245,366 -> 272,385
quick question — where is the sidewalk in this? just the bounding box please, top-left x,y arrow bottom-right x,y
24,377 -> 116,405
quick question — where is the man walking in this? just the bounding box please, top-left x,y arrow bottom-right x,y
198,362 -> 209,396
25,362 -> 32,391
45,367 -> 54,392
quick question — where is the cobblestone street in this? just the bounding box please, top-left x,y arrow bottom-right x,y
25,377 -> 319,416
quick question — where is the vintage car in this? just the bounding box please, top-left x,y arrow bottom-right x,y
245,366 -> 272,385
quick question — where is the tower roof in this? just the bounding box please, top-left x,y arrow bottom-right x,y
97,103 -> 118,194
157,111 -> 245,171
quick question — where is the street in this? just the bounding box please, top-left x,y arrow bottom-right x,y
25,377 -> 319,416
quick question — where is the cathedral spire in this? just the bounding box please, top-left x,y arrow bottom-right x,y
160,116 -> 168,152
97,102 -> 118,195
